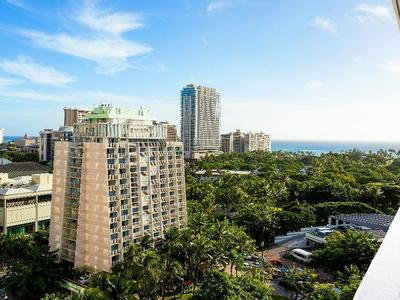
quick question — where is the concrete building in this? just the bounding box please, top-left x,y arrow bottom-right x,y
221,130 -> 272,153
64,108 -> 90,127
0,128 -> 4,144
244,132 -> 271,152
0,173 -> 52,234
49,104 -> 187,272
160,122 -> 178,142
181,84 -> 221,159
220,133 -> 233,153
39,127 -> 74,162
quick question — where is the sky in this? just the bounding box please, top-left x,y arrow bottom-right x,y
0,0 -> 400,141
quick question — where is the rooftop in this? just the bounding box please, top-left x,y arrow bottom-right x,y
85,104 -> 153,123
0,162 -> 50,178
0,173 -> 53,196
330,213 -> 394,232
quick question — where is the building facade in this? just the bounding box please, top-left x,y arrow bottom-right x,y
160,122 -> 178,142
220,133 -> 233,153
39,127 -> 74,162
64,108 -> 90,127
244,132 -> 272,152
0,173 -> 52,234
49,105 -> 187,272
180,84 -> 221,159
221,130 -> 272,153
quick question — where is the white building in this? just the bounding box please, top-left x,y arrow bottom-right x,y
221,130 -> 272,153
0,128 -> 4,144
181,84 -> 221,159
0,173 -> 52,234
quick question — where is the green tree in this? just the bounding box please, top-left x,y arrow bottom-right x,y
311,231 -> 379,273
283,268 -> 318,300
1,233 -> 62,300
309,283 -> 339,300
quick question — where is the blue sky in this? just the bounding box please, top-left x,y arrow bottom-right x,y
0,0 -> 400,141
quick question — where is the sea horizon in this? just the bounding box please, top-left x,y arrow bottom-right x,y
4,136 -> 400,155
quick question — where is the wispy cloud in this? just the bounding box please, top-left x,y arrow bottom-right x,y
5,0 -> 27,9
16,0 -> 152,75
311,16 -> 338,35
0,56 -> 75,86
207,0 -> 270,13
380,61 -> 400,73
305,80 -> 322,90
0,88 -> 137,104
355,3 -> 392,23
0,77 -> 24,89
207,1 -> 228,12
75,0 -> 144,35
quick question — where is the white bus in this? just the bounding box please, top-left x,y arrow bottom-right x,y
291,248 -> 312,263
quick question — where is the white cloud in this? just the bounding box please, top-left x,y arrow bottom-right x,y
311,16 -> 338,35
0,77 -> 24,89
380,61 -> 400,73
0,56 -> 75,86
355,4 -> 392,23
16,1 -> 152,75
75,0 -> 144,35
305,80 -> 322,90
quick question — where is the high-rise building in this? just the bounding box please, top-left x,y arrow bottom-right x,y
49,105 -> 187,272
39,127 -> 74,162
64,108 -> 90,127
0,173 -> 52,234
0,128 -> 4,144
220,130 -> 271,153
181,84 -> 221,159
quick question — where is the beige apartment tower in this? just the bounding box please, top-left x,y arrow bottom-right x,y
50,105 -> 187,272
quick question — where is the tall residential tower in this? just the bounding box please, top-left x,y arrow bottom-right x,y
49,105 -> 187,272
180,84 -> 221,159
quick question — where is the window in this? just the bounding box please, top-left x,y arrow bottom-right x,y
111,244 -> 119,251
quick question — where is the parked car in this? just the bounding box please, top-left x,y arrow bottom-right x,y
78,274 -> 90,285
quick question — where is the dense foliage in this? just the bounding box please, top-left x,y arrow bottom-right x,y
188,150 -> 400,240
0,149 -> 39,162
0,231 -> 62,300
311,231 -> 379,273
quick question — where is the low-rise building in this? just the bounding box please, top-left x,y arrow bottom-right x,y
0,173 -> 52,234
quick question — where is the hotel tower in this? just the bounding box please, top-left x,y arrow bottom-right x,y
180,84 -> 221,159
49,105 -> 187,272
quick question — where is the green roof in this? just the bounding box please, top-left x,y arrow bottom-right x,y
85,105 -> 153,121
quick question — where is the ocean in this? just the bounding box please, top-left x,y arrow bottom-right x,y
3,136 -> 25,143
272,140 -> 400,155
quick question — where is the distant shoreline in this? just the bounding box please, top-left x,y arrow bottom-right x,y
4,136 -> 400,154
